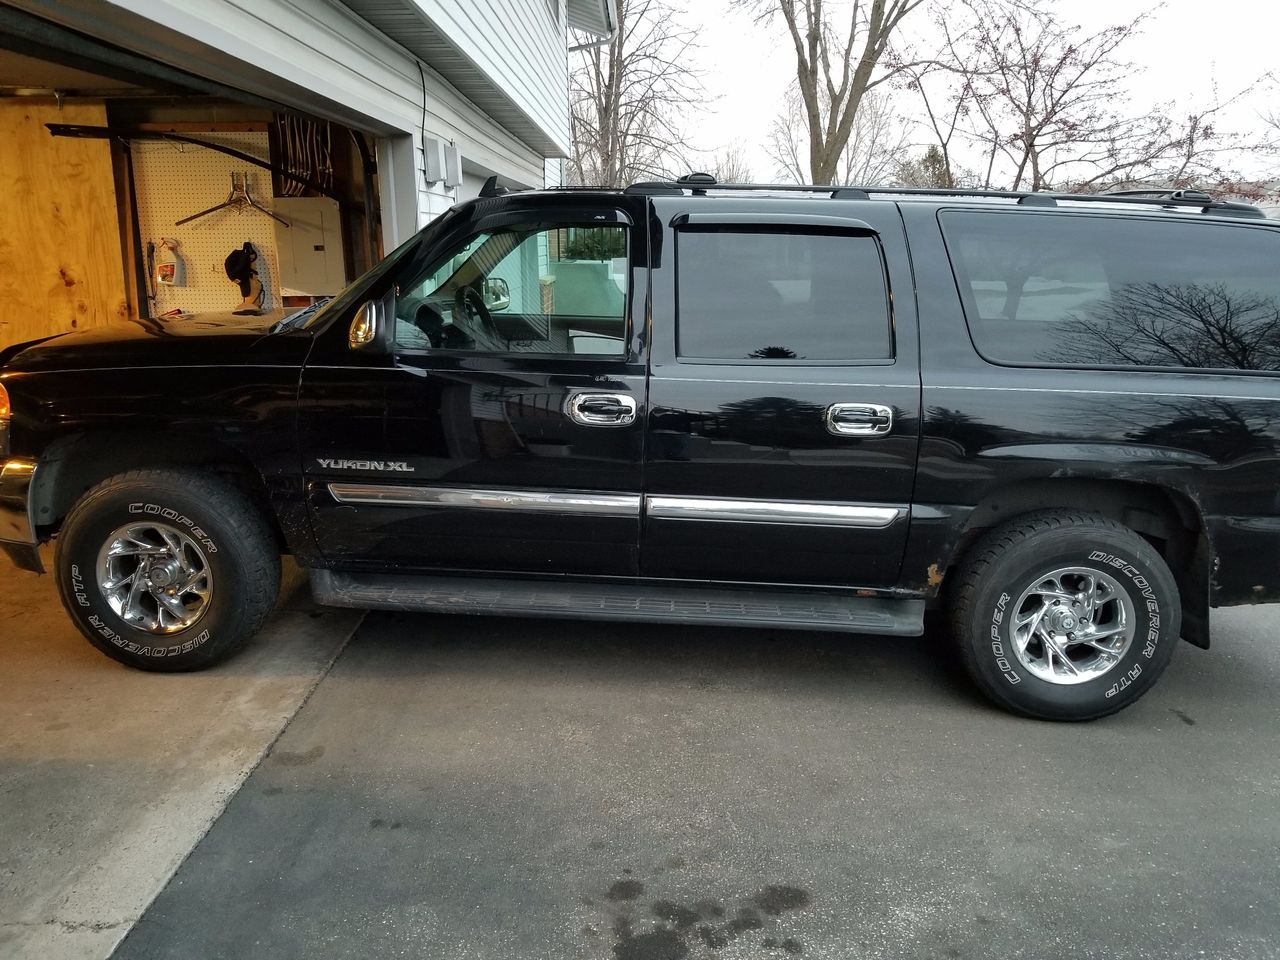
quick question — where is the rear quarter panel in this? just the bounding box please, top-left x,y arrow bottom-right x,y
898,203 -> 1280,605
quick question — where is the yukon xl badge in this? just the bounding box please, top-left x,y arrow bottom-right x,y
316,458 -> 414,472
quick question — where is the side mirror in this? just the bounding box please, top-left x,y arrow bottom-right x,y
348,291 -> 394,353
482,277 -> 511,312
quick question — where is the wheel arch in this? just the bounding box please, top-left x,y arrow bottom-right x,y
31,431 -> 289,555
940,478 -> 1211,648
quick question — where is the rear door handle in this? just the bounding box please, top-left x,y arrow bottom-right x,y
565,392 -> 638,427
825,402 -> 893,437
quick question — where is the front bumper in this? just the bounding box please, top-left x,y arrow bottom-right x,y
0,458 -> 43,573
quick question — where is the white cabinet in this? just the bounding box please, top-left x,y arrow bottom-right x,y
273,197 -> 347,297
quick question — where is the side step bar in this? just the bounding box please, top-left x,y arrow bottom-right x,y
311,570 -> 925,636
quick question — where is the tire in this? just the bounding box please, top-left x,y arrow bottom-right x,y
949,511 -> 1180,721
54,469 -> 280,671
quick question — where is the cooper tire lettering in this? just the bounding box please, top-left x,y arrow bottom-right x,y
989,591 -> 1022,685
127,502 -> 218,554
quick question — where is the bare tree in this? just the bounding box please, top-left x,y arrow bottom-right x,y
1057,283 -> 1280,371
921,0 -> 1262,192
736,0 -> 925,184
767,84 -> 908,185
568,0 -> 700,187
708,142 -> 755,183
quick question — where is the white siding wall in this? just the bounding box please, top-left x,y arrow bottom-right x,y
401,0 -> 571,152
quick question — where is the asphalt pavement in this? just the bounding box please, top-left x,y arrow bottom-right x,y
111,606 -> 1280,960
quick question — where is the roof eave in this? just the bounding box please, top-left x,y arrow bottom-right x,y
565,0 -> 616,37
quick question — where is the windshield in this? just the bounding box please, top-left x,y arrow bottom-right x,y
273,206 -> 462,333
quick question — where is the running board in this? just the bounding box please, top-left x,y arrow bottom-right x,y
310,570 -> 925,636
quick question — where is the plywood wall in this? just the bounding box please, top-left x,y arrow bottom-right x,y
0,100 -> 129,349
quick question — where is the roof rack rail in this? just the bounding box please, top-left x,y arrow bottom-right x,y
621,178 -> 1267,218
1103,188 -> 1214,201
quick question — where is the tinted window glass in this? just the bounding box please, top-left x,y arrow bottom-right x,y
943,211 -> 1280,371
393,222 -> 628,356
676,229 -> 892,361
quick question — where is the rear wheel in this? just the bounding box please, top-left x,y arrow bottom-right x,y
54,469 -> 280,671
949,512 -> 1180,720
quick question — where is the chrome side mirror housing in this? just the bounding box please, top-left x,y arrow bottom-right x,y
348,291 -> 394,353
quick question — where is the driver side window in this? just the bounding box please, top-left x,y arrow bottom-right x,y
394,220 -> 629,357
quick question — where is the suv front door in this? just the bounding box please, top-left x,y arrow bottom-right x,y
642,199 -> 921,587
299,197 -> 648,577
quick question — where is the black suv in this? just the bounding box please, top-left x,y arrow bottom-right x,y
2,178 -> 1278,720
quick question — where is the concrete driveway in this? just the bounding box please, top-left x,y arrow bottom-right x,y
0,553 -> 360,960
104,606 -> 1280,960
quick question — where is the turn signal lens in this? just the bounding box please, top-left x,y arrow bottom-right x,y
0,381 -> 9,419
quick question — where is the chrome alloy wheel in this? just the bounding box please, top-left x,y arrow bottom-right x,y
95,522 -> 214,634
1010,566 -> 1135,685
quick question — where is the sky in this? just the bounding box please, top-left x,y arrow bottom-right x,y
670,0 -> 1279,182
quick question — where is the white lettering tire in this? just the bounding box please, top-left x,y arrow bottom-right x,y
54,469 -> 280,671
949,512 -> 1180,721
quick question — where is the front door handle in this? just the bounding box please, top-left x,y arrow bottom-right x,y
825,402 -> 893,437
565,392 -> 638,427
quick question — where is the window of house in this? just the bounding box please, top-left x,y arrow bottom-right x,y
675,228 -> 893,361
942,211 -> 1280,371
393,221 -> 628,357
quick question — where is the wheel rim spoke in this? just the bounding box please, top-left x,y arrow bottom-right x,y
155,590 -> 192,623
122,568 -> 154,628
96,522 -> 214,636
1084,622 -> 1126,640
1006,565 -> 1137,686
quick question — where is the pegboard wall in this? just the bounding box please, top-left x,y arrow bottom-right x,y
131,132 -> 282,316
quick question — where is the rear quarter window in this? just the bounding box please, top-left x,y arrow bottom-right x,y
940,211 -> 1280,372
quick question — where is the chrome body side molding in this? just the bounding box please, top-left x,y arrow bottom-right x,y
327,483 -> 641,517
327,484 -> 905,529
645,495 -> 904,528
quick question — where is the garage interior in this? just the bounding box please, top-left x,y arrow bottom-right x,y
0,11 -> 382,352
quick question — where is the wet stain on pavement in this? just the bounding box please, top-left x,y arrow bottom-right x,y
652,900 -> 699,929
591,873 -> 812,958
608,879 -> 646,901
753,885 -> 812,915
272,745 -> 324,766
613,927 -> 688,960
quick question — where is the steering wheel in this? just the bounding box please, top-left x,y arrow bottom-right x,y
414,303 -> 447,348
455,285 -> 498,340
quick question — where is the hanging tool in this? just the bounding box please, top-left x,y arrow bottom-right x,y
175,172 -> 289,227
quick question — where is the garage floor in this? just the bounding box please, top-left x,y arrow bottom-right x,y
104,607 -> 1280,960
0,552 -> 360,960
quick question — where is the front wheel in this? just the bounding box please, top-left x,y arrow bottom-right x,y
949,512 -> 1180,721
54,469 -> 280,671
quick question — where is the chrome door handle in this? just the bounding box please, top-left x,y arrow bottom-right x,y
825,402 -> 893,437
565,392 -> 638,427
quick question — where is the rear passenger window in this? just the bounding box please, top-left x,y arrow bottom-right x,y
676,229 -> 892,361
942,211 -> 1280,372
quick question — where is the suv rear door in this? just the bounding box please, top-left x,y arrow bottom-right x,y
641,198 -> 921,587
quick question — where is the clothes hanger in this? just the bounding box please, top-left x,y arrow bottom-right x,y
175,171 -> 289,227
